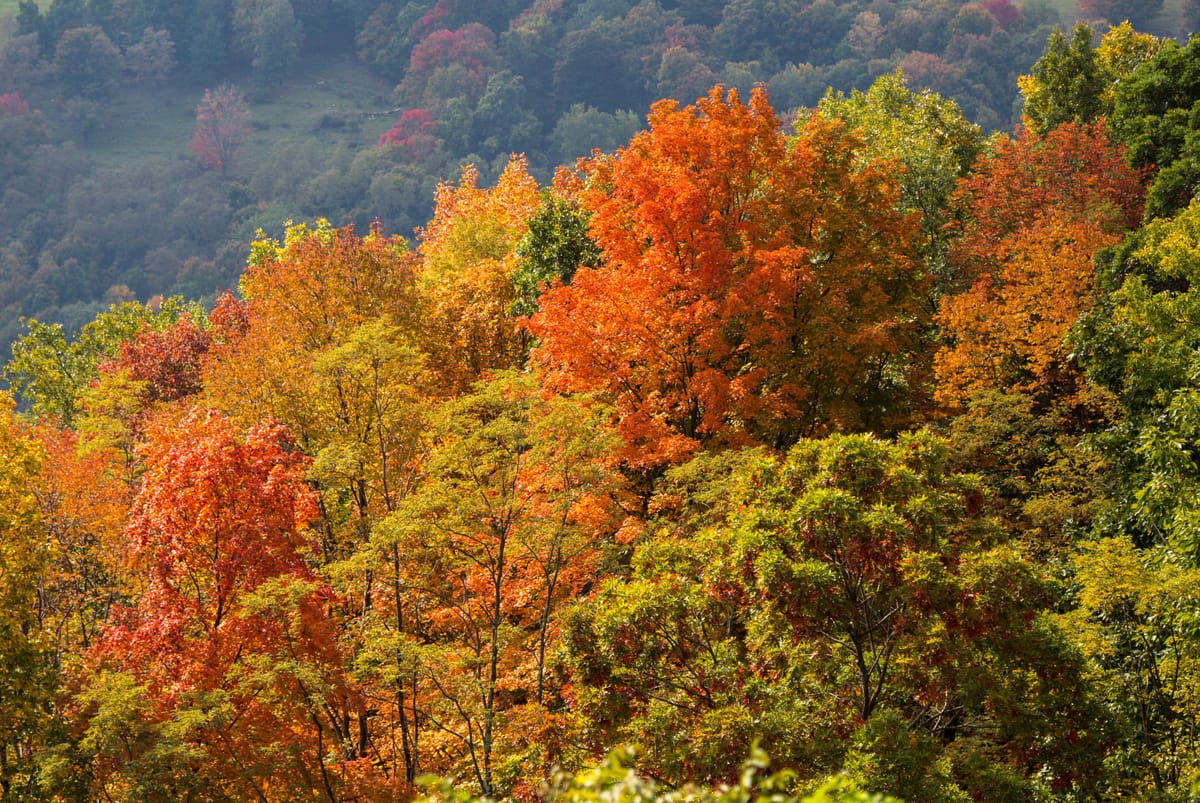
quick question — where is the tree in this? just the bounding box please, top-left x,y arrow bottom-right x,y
1076,0 -> 1164,30
104,314 -> 213,405
203,220 -> 419,445
1063,537 -> 1200,797
0,394 -> 56,799
378,107 -> 444,169
123,27 -> 176,82
243,0 -> 302,86
1019,23 -> 1162,137
1018,24 -> 1106,135
190,84 -> 251,177
0,91 -> 48,185
76,410 -> 357,800
383,373 -> 618,795
202,222 -> 426,790
54,26 -> 123,98
814,71 -> 982,300
511,191 -> 601,319
1109,34 -> 1200,219
530,87 -> 925,473
943,121 -> 1144,297
1076,200 -> 1200,553
549,104 -> 643,166
561,432 -> 1107,796
416,156 -> 540,395
935,122 -> 1144,551
4,297 -> 202,425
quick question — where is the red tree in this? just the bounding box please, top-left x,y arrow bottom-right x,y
84,411 -> 362,799
378,107 -> 442,166
101,316 -> 213,405
190,84 -> 251,177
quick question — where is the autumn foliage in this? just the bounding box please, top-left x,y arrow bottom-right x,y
936,121 -> 1145,404
5,66 -> 1193,800
82,410 -> 353,800
530,87 -> 924,468
190,84 -> 251,176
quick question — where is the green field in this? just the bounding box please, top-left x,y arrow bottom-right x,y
82,53 -> 395,171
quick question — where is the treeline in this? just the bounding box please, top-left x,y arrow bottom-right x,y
0,0 -> 1169,359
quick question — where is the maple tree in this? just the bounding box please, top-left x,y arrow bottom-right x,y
378,107 -> 444,168
936,120 -> 1143,398
104,313 -> 213,405
203,220 -> 419,441
530,87 -> 925,472
201,222 -> 430,788
190,84 -> 251,177
74,410 -> 360,801
28,423 -> 134,658
934,121 -> 1144,552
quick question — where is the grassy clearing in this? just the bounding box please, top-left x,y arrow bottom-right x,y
85,52 -> 397,172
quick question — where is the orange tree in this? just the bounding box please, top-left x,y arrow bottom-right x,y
933,121 -> 1145,553
61,411 -> 362,801
528,87 -> 925,480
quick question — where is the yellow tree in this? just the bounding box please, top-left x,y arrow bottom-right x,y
416,156 -> 541,395
0,394 -> 55,798
202,222 -> 429,791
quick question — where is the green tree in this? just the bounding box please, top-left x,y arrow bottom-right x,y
511,192 -> 601,319
1109,33 -> 1200,219
233,0 -> 302,87
4,298 -> 201,425
1076,200 -> 1200,552
562,432 -> 1105,797
1018,24 -> 1106,135
1063,537 -> 1200,797
1076,0 -> 1165,30
813,70 -> 982,300
550,104 -> 643,166
53,25 -> 123,98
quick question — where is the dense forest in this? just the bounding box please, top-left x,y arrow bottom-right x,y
0,0 -> 1193,350
9,0 -> 1200,801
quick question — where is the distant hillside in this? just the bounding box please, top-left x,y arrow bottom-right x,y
0,0 -> 1194,350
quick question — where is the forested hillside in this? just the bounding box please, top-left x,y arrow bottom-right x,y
9,1 -> 1200,801
0,0 -> 1189,352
